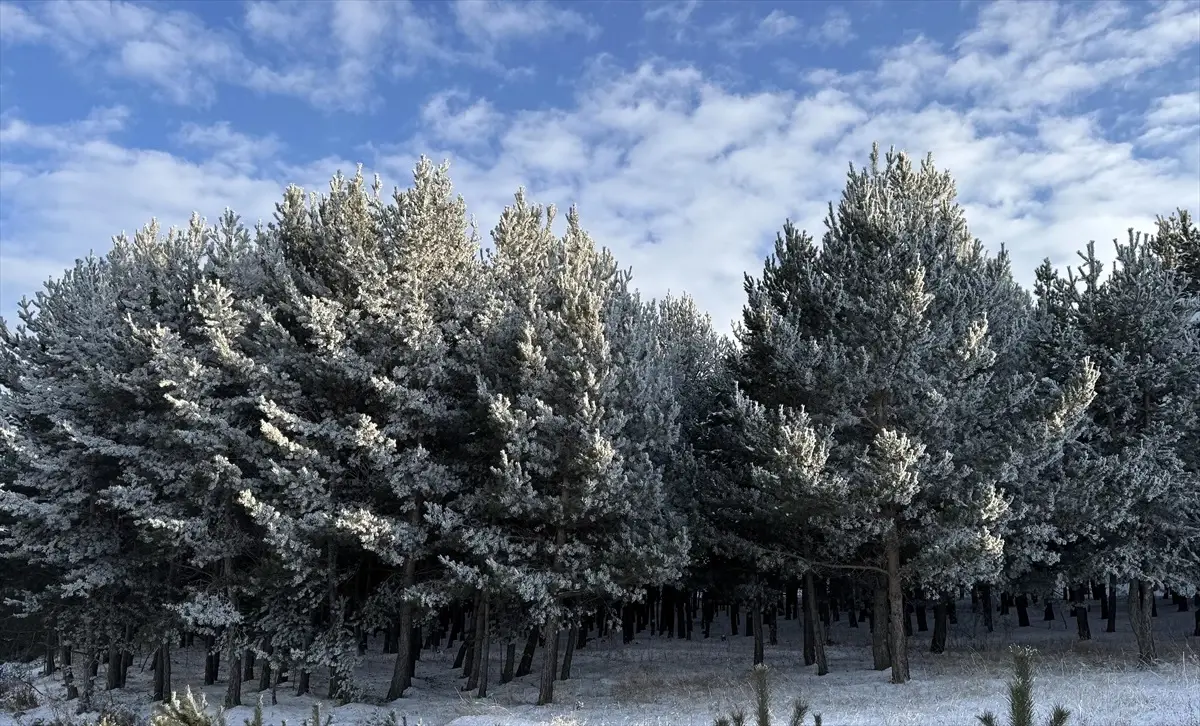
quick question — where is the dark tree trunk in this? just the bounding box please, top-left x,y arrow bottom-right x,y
1107,574 -> 1118,633
886,528 -> 909,683
204,635 -> 219,686
501,642 -> 516,684
225,648 -> 243,707
43,629 -> 56,677
767,604 -> 778,646
467,594 -> 485,691
152,639 -> 171,702
847,592 -> 859,628
752,597 -> 764,666
62,645 -> 78,701
804,572 -> 828,676
802,577 -> 816,667
106,644 -> 121,691
730,601 -> 740,636
536,622 -> 559,706
476,595 -> 491,698
871,582 -> 889,671
258,642 -> 273,693
623,603 -> 636,644
1074,594 -> 1091,641
1016,594 -> 1030,627
980,583 -> 994,633
516,626 -> 537,678
243,651 -> 255,682
1129,579 -> 1157,664
930,598 -> 948,653
1044,601 -> 1055,622
914,589 -> 928,632
560,626 -> 577,681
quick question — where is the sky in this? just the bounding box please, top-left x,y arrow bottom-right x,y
0,0 -> 1198,333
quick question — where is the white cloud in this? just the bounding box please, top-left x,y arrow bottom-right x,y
644,0 -> 698,26
420,91 -> 502,147
1,1 -> 1197,335
0,106 -> 130,151
810,7 -> 855,46
452,0 -> 599,46
0,2 -> 45,42
172,122 -> 284,174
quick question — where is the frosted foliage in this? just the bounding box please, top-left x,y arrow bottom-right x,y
444,197 -> 689,626
1,144 -> 1195,710
734,144 -> 1097,594
1035,233 -> 1200,588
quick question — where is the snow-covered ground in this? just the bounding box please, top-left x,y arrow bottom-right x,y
4,599 -> 1198,726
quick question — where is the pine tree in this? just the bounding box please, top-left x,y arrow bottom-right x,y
0,218 -> 219,709
450,195 -> 689,705
734,145 -> 1097,683
1039,235 -> 1200,663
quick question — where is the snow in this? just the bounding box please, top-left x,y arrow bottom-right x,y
5,598 -> 1197,726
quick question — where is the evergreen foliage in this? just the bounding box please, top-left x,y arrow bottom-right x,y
977,646 -> 1071,726
0,144 -> 1195,714
713,665 -> 819,726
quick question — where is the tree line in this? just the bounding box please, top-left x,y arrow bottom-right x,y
1,145 -> 1197,713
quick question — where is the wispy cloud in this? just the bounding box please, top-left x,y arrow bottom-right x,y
1,1 -> 1196,333
420,90 -> 502,147
452,0 -> 599,46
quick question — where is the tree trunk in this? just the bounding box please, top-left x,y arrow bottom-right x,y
1128,578 -> 1157,664
871,582 -> 890,671
560,626 -> 577,680
77,649 -> 97,715
476,593 -> 492,698
204,635 -> 219,685
803,572 -> 827,675
1074,591 -> 1091,641
752,596 -> 764,666
1105,574 -> 1117,633
802,576 -> 816,666
501,641 -> 516,684
914,589 -> 928,632
105,643 -> 120,691
930,598 -> 948,653
258,641 -> 273,693
516,626 -> 538,677
1015,594 -> 1030,627
62,645 -> 78,701
153,639 -> 171,702
43,629 -> 56,677
536,621 -> 559,706
243,651 -> 255,682
225,646 -> 243,708
980,583 -> 994,633
467,593 -> 486,692
886,527 -> 909,684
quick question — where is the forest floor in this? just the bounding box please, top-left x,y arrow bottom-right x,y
4,598 -> 1198,726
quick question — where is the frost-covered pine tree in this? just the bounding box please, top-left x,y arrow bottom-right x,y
0,220 -> 212,709
1037,234 -> 1200,663
448,194 -> 688,705
734,145 -> 1096,683
210,161 -> 482,702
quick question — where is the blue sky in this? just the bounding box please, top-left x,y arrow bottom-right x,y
1,0 -> 1198,331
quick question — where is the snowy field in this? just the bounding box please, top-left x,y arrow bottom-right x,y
4,601 -> 1198,726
